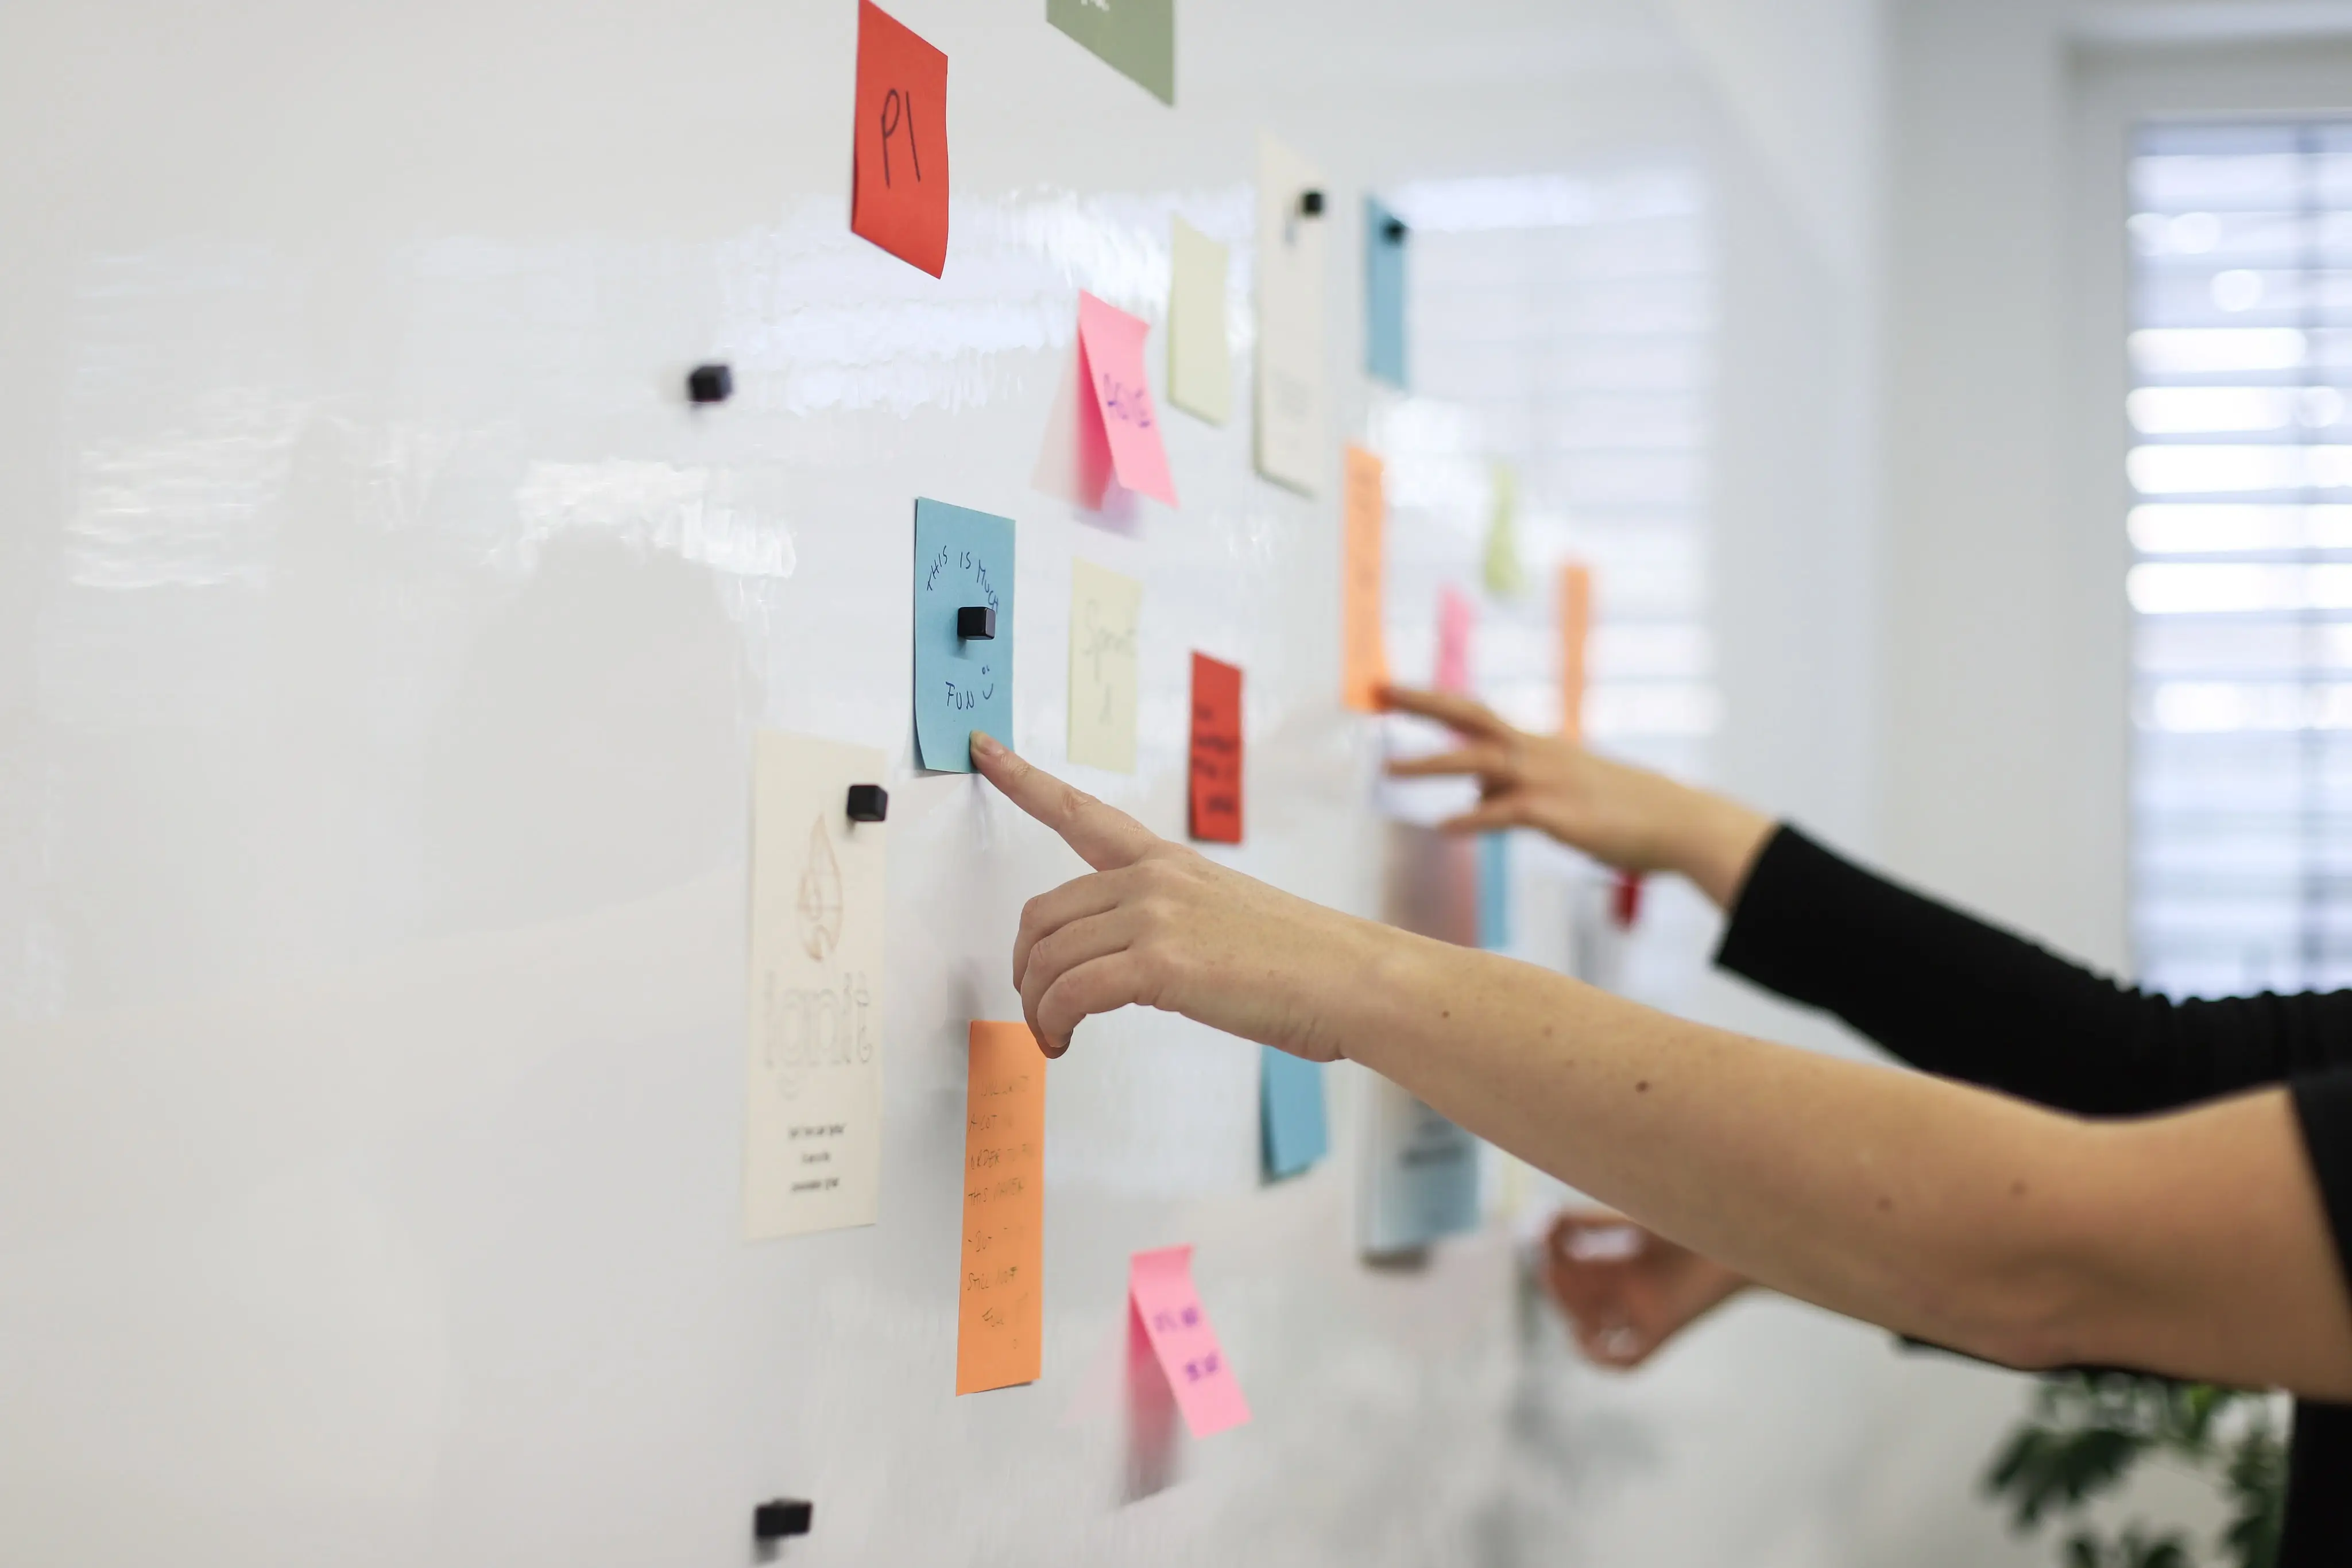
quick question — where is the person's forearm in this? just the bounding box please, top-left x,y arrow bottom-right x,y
1650,785 -> 1774,909
1332,930 -> 2117,1369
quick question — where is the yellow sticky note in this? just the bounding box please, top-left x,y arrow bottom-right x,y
957,1021 -> 1046,1395
1168,217 -> 1231,425
1069,558 -> 1142,773
1342,446 -> 1389,713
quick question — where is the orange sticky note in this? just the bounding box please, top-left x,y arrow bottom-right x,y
957,1021 -> 1046,1395
1558,563 -> 1592,741
851,1 -> 950,278
1189,652 -> 1243,844
1342,446 -> 1388,713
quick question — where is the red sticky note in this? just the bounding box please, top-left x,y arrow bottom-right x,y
1189,652 -> 1243,843
1437,584 -> 1476,694
1077,292 -> 1178,506
851,1 -> 950,278
1129,1245 -> 1250,1439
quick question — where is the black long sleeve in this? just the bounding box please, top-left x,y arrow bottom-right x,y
1713,825 -> 2352,1568
1715,824 -> 2352,1113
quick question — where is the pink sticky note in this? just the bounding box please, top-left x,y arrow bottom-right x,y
1128,1245 -> 1249,1439
1437,584 -> 1476,694
1077,292 -> 1179,506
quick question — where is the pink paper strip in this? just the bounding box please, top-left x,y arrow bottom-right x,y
1128,1244 -> 1249,1438
1437,584 -> 1476,694
1077,292 -> 1179,506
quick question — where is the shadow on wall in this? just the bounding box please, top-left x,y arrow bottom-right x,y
421,536 -> 746,936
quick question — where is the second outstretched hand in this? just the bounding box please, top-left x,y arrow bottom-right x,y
1379,684 -> 1773,910
970,730 -> 1397,1060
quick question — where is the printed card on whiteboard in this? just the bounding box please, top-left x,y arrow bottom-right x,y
1068,558 -> 1142,773
1255,133 -> 1328,494
745,732 -> 888,1239
850,1 -> 950,277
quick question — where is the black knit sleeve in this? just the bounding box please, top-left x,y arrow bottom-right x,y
1714,826 -> 2352,1114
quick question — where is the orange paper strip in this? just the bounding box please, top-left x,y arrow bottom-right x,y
1341,446 -> 1389,713
1558,563 -> 1592,741
957,1021 -> 1046,1395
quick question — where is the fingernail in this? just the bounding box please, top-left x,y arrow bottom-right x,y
970,731 -> 1004,761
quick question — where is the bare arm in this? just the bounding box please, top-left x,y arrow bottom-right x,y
971,731 -> 2352,1399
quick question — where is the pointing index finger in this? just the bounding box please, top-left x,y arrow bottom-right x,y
1380,684 -> 1515,740
970,732 -> 1158,870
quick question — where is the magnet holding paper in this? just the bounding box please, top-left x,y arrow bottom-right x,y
845,784 -> 889,823
687,363 -> 733,404
752,1499 -> 813,1541
1383,216 -> 1407,243
957,605 -> 997,640
1298,189 -> 1325,218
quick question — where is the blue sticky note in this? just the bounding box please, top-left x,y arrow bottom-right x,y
1261,1047 -> 1329,1180
1365,196 -> 1408,390
1477,831 -> 1511,951
912,498 -> 1016,772
1361,1079 -> 1481,1253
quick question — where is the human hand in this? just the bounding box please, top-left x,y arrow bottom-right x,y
1379,686 -> 1774,909
1542,1210 -> 1751,1369
971,731 -> 1388,1061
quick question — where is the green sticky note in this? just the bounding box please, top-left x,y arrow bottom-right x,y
1047,0 -> 1174,106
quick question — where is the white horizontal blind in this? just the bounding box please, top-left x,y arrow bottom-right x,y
2129,121 -> 2352,996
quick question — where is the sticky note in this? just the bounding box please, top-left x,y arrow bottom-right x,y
1477,832 -> 1511,952
1187,652 -> 1242,843
1366,196 -> 1409,389
1260,1048 -> 1328,1180
1359,1074 -> 1481,1255
1342,446 -> 1388,713
1069,559 -> 1141,772
1436,583 -> 1475,694
1483,461 -> 1524,597
1168,219 -> 1231,425
958,1021 -> 1046,1395
1129,1246 -> 1250,1438
913,499 -> 1015,772
1255,133 -> 1328,494
852,1 -> 950,278
1077,292 -> 1178,507
1047,0 -> 1174,105
1558,562 -> 1592,740
745,733 -> 888,1238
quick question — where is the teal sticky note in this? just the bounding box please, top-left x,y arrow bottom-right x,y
1365,196 -> 1408,389
1260,1047 -> 1328,1180
912,498 -> 1016,772
1046,0 -> 1175,106
1477,832 -> 1511,951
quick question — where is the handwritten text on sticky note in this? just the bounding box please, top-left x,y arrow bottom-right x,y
1077,292 -> 1177,506
1129,1245 -> 1250,1438
1069,559 -> 1141,773
1188,652 -> 1242,843
958,1021 -> 1046,1395
1342,446 -> 1389,713
851,1 -> 950,277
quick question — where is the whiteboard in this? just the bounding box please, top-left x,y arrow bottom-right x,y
0,2 -> 1941,1565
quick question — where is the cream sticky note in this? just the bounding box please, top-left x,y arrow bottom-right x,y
1255,133 -> 1328,494
1077,292 -> 1178,506
745,732 -> 888,1238
1558,563 -> 1592,741
1129,1245 -> 1251,1438
1168,218 -> 1231,425
1342,446 -> 1388,713
958,1021 -> 1046,1395
1069,558 -> 1142,773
